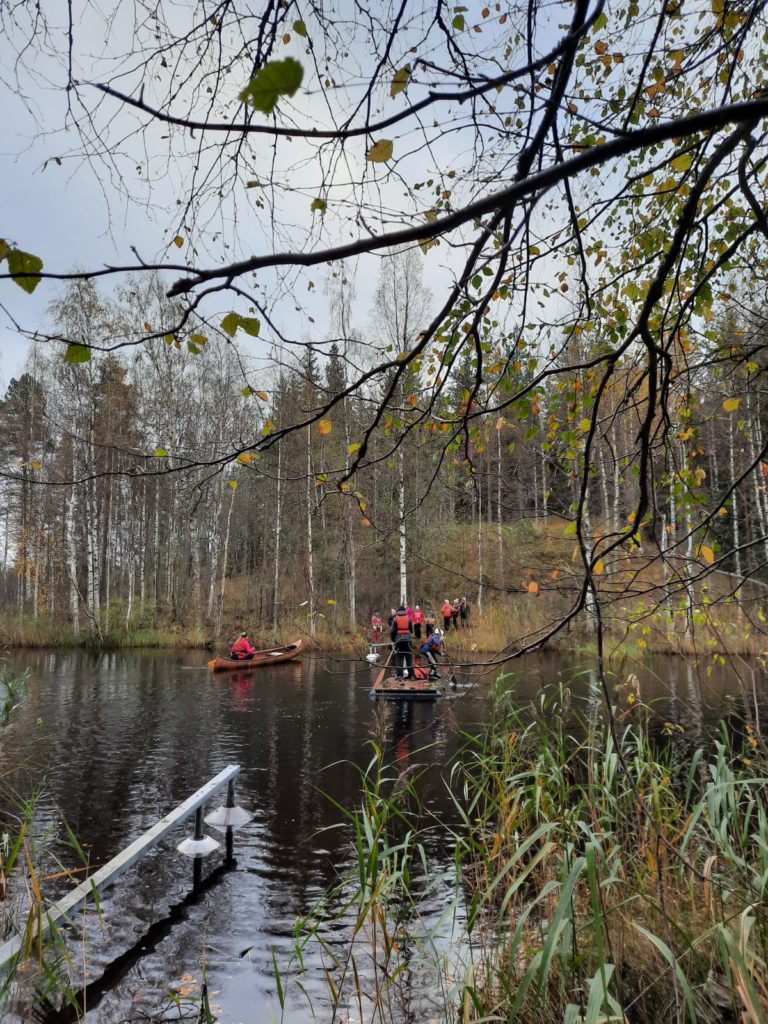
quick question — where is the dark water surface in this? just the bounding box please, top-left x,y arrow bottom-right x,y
0,647 -> 763,1022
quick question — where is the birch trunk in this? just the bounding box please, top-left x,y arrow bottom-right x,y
306,426 -> 316,638
398,444 -> 407,605
65,482 -> 80,636
216,482 -> 237,635
273,438 -> 283,632
728,416 -> 743,581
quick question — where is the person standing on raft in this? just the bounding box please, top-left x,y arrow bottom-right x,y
230,632 -> 256,661
390,604 -> 414,679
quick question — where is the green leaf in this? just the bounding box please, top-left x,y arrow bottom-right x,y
189,333 -> 207,346
239,58 -> 304,115
452,14 -> 465,30
366,139 -> 394,163
311,198 -> 327,214
154,447 -> 169,458
63,343 -> 91,364
671,152 -> 692,172
390,65 -> 411,98
7,248 -> 43,294
563,521 -> 578,536
238,316 -> 261,337
221,313 -> 240,337
221,313 -> 260,338
293,19 -> 307,36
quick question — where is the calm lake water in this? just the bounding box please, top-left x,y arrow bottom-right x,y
0,647 -> 763,1023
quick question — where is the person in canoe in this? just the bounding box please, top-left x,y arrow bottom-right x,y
230,631 -> 257,661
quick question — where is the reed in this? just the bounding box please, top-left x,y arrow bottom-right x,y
287,682 -> 768,1024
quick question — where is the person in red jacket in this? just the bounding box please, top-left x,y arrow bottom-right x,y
441,599 -> 453,632
230,631 -> 256,660
412,605 -> 424,641
389,604 -> 413,678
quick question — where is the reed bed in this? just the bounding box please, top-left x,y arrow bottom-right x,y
289,684 -> 768,1024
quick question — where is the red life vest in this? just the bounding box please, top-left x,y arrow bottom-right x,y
412,608 -> 424,625
394,612 -> 411,636
441,602 -> 452,618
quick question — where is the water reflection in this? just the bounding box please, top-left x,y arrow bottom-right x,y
0,647 -> 764,1022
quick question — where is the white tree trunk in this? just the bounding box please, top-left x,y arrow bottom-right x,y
216,481 -> 237,635
306,427 -> 316,638
65,483 -> 80,637
273,438 -> 283,632
398,445 -> 407,605
728,416 -> 742,580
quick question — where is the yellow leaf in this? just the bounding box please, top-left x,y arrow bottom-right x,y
390,65 -> 410,98
419,237 -> 438,254
671,153 -> 692,172
173,235 -> 184,248
317,419 -> 333,435
527,581 -> 539,596
327,598 -> 336,605
593,559 -> 605,575
722,397 -> 740,413
366,139 -> 393,163
700,544 -> 714,565
424,208 -> 438,223
236,453 -> 253,464
228,480 -> 238,489
495,416 -> 506,430
254,390 -> 269,401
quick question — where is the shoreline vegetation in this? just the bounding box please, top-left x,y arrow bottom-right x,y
1,520 -> 765,658
284,684 -> 768,1024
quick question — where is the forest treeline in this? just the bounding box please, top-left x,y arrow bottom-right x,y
0,269 -> 765,648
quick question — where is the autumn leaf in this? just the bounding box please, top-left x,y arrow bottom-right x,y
228,480 -> 238,489
722,397 -> 740,413
6,248 -> 43,294
311,198 -> 327,213
154,447 -> 168,457
390,65 -> 410,97
63,343 -> 91,364
593,559 -> 605,575
317,419 -> 333,435
700,544 -> 715,565
347,442 -> 361,454
239,58 -> 304,115
366,139 -> 394,163
527,581 -> 540,596
173,235 -> 184,248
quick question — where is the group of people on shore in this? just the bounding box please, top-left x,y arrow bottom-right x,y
369,598 -> 470,644
368,598 -> 470,680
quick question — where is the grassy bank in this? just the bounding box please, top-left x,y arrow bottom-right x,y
288,684 -> 768,1024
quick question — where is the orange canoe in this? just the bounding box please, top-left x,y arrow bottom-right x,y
207,639 -> 303,672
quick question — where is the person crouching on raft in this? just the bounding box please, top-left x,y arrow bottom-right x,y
421,629 -> 444,679
230,631 -> 256,661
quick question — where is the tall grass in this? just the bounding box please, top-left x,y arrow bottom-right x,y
287,684 -> 768,1024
